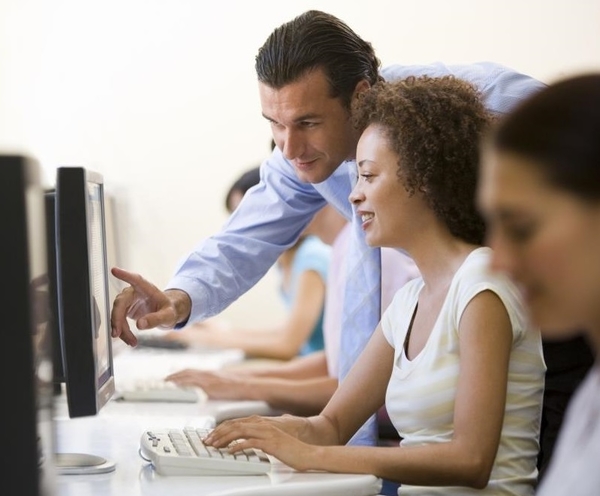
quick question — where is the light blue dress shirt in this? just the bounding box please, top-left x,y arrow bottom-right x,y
167,61 -> 546,326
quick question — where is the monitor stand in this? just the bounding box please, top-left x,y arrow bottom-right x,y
55,452 -> 116,475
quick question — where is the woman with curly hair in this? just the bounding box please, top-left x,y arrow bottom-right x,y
203,76 -> 546,495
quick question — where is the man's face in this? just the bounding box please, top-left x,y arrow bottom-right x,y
260,68 -> 363,184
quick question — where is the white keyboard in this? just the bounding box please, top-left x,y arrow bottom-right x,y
117,378 -> 206,403
139,427 -> 272,476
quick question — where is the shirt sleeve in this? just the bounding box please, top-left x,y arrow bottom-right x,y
166,147 -> 328,325
381,61 -> 547,115
453,256 -> 530,344
293,236 -> 332,282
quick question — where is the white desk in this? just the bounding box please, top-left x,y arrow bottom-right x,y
53,346 -> 383,496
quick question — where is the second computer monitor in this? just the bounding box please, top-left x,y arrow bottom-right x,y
54,166 -> 115,418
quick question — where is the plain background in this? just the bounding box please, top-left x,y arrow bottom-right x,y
1,0 -> 599,327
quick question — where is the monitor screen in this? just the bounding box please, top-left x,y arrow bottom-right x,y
1,154 -> 55,495
54,166 -> 115,418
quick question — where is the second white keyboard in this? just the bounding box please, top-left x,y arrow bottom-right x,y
139,427 -> 272,476
117,378 -> 205,403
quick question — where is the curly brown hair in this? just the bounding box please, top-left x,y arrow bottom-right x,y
352,75 -> 492,245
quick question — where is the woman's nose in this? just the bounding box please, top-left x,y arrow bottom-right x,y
349,178 -> 364,205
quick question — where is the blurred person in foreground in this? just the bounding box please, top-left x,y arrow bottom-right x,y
478,73 -> 600,496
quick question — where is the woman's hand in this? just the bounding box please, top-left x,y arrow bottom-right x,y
203,416 -> 317,472
165,370 -> 249,400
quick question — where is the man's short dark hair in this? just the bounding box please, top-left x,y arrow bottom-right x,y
255,10 -> 381,109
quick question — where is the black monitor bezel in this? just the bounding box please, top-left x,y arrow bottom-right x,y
55,166 -> 115,418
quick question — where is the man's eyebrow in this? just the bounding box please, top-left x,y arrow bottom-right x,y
294,112 -> 321,121
262,112 -> 322,123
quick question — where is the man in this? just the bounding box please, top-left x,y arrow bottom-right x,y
111,10 -> 545,446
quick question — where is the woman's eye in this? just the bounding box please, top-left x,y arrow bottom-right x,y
506,223 -> 535,243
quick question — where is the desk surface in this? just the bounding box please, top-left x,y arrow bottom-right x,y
53,346 -> 382,496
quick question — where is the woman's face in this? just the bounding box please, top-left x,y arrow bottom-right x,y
478,148 -> 600,337
349,124 -> 424,250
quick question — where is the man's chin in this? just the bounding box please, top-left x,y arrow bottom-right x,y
294,168 -> 326,184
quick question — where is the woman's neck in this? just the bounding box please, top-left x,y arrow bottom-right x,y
404,229 -> 480,293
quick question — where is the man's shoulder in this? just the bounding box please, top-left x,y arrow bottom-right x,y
381,61 -> 532,81
381,61 -> 546,114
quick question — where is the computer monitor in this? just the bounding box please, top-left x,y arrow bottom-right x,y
1,154 -> 55,495
44,189 -> 66,394
49,166 -> 117,474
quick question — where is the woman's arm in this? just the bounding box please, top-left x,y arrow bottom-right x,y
206,290 -> 513,489
207,324 -> 394,447
166,367 -> 337,416
246,351 -> 329,379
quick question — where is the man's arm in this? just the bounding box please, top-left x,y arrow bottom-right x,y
166,149 -> 328,326
381,61 -> 546,115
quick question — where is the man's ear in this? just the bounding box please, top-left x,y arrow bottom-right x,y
352,79 -> 371,101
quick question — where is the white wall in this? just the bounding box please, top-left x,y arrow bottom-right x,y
1,0 -> 599,326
